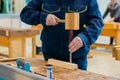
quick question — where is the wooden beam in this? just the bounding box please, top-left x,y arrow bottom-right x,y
0,27 -> 40,37
47,59 -> 78,71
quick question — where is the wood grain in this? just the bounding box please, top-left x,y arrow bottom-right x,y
19,58 -> 120,80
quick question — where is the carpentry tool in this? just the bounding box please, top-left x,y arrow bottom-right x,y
57,13 -> 80,63
56,13 -> 79,30
47,59 -> 78,70
16,59 -> 30,72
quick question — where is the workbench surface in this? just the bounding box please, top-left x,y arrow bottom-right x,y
3,58 -> 120,80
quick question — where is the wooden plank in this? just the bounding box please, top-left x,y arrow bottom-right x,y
8,29 -> 40,37
47,59 -> 78,70
0,27 -> 40,37
0,57 -> 23,62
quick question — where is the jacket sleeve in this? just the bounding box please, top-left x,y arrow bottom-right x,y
103,7 -> 110,19
114,6 -> 120,22
114,6 -> 120,19
78,0 -> 103,46
20,0 -> 48,25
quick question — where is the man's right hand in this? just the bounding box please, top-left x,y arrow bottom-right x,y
46,14 -> 59,26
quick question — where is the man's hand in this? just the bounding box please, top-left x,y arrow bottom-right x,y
46,14 -> 59,26
68,37 -> 83,54
108,17 -> 115,22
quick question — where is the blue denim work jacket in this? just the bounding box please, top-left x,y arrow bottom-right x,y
20,0 -> 103,61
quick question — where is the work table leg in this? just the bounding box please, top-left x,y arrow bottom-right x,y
9,38 -> 25,58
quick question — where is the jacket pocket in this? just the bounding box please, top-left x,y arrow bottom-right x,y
68,5 -> 87,13
42,4 -> 60,13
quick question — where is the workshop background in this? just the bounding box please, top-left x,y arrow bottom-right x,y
0,0 -> 120,79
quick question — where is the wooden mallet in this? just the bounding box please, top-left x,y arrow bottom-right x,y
57,13 -> 79,30
57,13 -> 80,63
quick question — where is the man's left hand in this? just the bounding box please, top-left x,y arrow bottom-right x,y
68,37 -> 83,54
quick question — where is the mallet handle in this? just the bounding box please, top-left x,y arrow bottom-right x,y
56,19 -> 65,23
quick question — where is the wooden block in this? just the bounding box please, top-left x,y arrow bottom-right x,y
47,59 -> 78,70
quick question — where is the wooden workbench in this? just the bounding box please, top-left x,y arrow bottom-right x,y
91,22 -> 120,60
3,58 -> 120,80
0,27 -> 40,58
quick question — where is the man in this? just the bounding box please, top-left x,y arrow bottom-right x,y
108,6 -> 120,22
103,0 -> 120,45
20,0 -> 103,70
